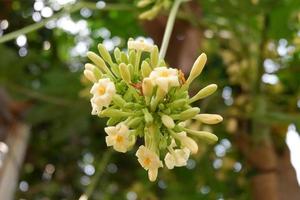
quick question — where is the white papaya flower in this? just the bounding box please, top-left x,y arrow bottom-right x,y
136,145 -> 163,181
90,78 -> 116,115
104,123 -> 132,153
149,67 -> 180,92
164,140 -> 190,169
165,148 -> 190,169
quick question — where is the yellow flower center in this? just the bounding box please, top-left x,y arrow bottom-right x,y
160,71 -> 169,77
98,86 -> 106,95
143,157 -> 151,166
116,135 -> 124,143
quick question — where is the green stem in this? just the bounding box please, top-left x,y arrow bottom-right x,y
0,2 -> 133,44
159,0 -> 185,59
80,149 -> 113,200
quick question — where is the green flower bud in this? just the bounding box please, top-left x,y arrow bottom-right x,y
141,61 -> 152,78
120,52 -> 129,63
107,117 -> 123,126
158,104 -> 165,110
194,114 -> 223,124
142,78 -> 153,97
112,95 -> 127,107
127,117 -> 144,128
129,50 -> 136,66
98,43 -> 113,65
143,109 -> 153,124
87,51 -> 114,77
127,64 -> 134,77
110,64 -> 120,77
185,53 -> 207,87
168,99 -> 187,109
159,135 -> 168,149
184,129 -> 218,144
119,63 -> 131,83
101,109 -> 132,117
114,48 -> 121,63
179,107 -> 200,120
150,46 -> 159,68
189,84 -> 217,103
161,114 -> 175,128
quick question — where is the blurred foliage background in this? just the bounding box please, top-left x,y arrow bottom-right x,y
0,0 -> 300,199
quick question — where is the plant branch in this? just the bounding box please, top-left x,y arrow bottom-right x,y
79,149 -> 113,200
0,2 -> 133,44
159,0 -> 186,59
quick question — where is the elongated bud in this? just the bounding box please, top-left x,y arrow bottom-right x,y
176,132 -> 198,154
141,61 -> 152,78
189,84 -> 217,103
114,48 -> 121,63
119,63 -> 131,83
101,109 -> 132,117
112,95 -> 126,107
127,64 -> 134,77
98,44 -> 113,65
179,107 -> 200,120
87,51 -> 113,76
168,99 -> 187,109
107,117 -> 122,126
84,70 -> 96,82
127,117 -> 144,128
110,64 -> 120,77
161,114 -> 175,128
84,63 -> 102,82
120,52 -> 128,63
142,109 -> 153,124
142,78 -> 153,97
150,46 -> 159,68
137,0 -> 152,7
185,53 -> 207,87
184,129 -> 218,144
129,50 -> 136,66
194,114 -> 223,124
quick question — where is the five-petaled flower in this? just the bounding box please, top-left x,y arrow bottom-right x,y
136,145 -> 163,181
90,78 -> 116,115
164,140 -> 190,169
105,123 -> 133,153
149,67 -> 180,92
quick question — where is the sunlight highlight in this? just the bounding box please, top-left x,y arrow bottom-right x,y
286,124 -> 300,186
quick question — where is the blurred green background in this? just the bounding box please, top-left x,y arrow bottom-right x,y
0,0 -> 300,199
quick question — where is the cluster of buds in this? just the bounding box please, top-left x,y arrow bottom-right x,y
84,39 -> 222,181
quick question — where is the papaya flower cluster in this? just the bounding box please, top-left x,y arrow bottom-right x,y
83,38 -> 222,181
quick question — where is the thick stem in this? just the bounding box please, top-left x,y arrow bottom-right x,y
159,0 -> 185,59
